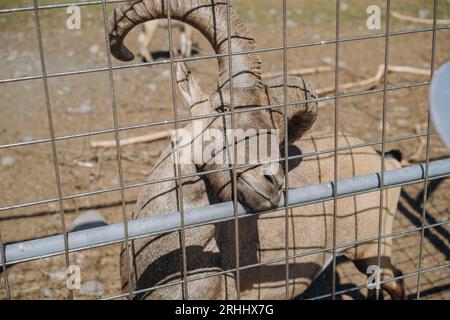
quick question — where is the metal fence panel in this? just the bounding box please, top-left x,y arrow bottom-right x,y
0,0 -> 448,300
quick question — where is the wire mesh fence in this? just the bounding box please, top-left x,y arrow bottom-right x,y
0,0 -> 449,300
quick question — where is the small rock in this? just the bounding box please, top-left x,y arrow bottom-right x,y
268,8 -> 278,16
79,101 -> 92,113
363,132 -> 373,140
80,280 -> 104,296
395,119 -> 409,126
322,56 -> 333,65
314,13 -> 325,24
6,50 -> 18,62
89,45 -> 100,54
76,161 -> 96,168
1,156 -> 15,167
67,101 -> 92,114
47,271 -> 66,281
418,9 -> 430,19
154,69 -> 171,81
75,253 -> 86,265
341,3 -> 349,11
287,19 -> 297,27
41,287 -> 53,297
72,210 -> 107,232
147,83 -> 157,92
394,105 -> 409,113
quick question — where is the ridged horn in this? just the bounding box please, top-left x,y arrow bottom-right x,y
109,0 -> 262,88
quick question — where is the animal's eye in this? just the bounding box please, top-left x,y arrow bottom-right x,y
216,105 -> 231,113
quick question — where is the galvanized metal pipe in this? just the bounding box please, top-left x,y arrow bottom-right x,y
2,158 -> 450,266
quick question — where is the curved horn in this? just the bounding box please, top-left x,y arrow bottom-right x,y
109,0 -> 262,88
266,76 -> 318,144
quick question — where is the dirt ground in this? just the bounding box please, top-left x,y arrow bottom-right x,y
0,0 -> 449,299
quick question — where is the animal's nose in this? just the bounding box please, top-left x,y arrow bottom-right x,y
264,174 -> 282,190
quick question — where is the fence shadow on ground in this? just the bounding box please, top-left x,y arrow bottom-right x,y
397,178 -> 450,261
297,177 -> 450,300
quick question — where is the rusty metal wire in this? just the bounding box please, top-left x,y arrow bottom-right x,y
375,0 -> 392,300
31,0 -> 73,300
99,0 -> 133,300
0,0 -> 448,301
416,0 -> 440,300
331,0 -> 341,300
166,0 -> 189,300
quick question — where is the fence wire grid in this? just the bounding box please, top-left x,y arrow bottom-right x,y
0,0 -> 449,300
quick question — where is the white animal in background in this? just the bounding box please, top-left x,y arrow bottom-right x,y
138,20 -> 193,62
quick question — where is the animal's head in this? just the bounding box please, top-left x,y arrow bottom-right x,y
109,0 -> 318,212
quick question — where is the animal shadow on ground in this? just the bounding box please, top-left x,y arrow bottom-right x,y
397,178 -> 450,261
295,255 -> 366,300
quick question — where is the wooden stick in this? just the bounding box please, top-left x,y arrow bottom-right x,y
316,64 -> 430,96
91,129 -> 174,148
263,66 -> 333,79
317,65 -> 385,95
392,11 -> 450,25
387,65 -> 431,76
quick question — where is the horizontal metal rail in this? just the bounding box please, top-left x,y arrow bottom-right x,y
2,158 -> 449,267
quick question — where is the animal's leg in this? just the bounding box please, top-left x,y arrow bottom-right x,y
138,21 -> 158,62
346,243 -> 405,300
185,25 -> 193,56
180,25 -> 193,57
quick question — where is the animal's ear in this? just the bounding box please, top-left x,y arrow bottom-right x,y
266,76 -> 318,144
284,103 -> 317,144
176,62 -> 204,106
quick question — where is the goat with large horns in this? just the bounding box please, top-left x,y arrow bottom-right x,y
110,0 -> 405,299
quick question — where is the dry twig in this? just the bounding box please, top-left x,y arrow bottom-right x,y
392,11 -> 450,25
